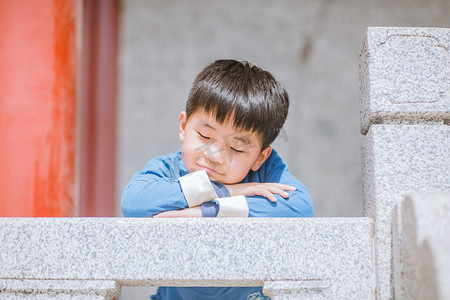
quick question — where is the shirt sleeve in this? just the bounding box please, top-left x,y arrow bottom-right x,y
121,155 -> 218,217
179,170 -> 218,207
246,187 -> 314,218
210,181 -> 231,198
201,202 -> 219,218
201,195 -> 249,218
201,181 -> 232,217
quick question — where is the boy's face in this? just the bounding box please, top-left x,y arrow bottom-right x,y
179,110 -> 272,184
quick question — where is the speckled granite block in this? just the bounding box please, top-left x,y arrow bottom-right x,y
0,218 -> 374,299
359,27 -> 450,134
392,193 -> 450,300
362,125 -> 450,299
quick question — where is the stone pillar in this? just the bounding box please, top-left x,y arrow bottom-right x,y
359,27 -> 450,299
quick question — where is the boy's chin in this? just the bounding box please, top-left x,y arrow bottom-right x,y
206,174 -> 243,186
204,172 -> 227,184
205,173 -> 223,182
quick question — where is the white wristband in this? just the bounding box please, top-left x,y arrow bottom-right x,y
179,170 -> 218,207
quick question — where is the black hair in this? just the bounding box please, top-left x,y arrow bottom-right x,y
186,59 -> 289,150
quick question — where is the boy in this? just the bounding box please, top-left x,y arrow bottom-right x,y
121,60 -> 314,299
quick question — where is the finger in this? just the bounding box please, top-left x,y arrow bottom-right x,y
265,187 -> 290,198
265,183 -> 296,191
279,190 -> 290,198
260,189 -> 277,202
286,185 -> 297,191
276,184 -> 296,191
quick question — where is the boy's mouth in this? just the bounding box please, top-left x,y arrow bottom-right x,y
197,164 -> 223,176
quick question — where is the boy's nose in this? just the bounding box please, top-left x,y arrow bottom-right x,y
204,147 -> 224,165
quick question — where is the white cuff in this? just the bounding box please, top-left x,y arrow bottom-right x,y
216,195 -> 249,218
179,170 -> 218,207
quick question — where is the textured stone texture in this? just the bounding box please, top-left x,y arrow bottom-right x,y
362,125 -> 450,299
263,280 -> 330,300
0,218 -> 374,299
359,27 -> 450,134
420,236 -> 450,300
0,279 -> 119,300
360,26 -> 450,300
392,193 -> 450,300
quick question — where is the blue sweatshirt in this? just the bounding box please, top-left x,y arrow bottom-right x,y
121,149 -> 314,299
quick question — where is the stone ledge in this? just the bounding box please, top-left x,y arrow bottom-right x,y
263,279 -> 331,299
0,279 -> 120,299
0,218 -> 374,299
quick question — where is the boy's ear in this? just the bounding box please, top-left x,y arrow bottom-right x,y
251,146 -> 272,172
179,111 -> 187,142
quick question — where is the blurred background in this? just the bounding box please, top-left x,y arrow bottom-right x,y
118,0 -> 450,219
0,0 -> 449,298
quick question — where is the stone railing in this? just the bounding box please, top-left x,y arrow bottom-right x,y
0,218 -> 373,299
0,26 -> 449,299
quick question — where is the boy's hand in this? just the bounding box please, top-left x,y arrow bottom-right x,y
224,183 -> 296,202
153,206 -> 202,218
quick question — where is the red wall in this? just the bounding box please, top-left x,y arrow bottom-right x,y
0,0 -> 118,217
0,0 -> 78,216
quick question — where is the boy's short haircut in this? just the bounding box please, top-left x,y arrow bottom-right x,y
186,59 -> 289,150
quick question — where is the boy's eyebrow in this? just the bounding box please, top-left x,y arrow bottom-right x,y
200,122 -> 252,145
201,122 -> 216,130
232,135 -> 251,145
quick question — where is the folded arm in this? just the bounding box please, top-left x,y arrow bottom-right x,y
122,151 -> 313,218
121,155 -> 218,217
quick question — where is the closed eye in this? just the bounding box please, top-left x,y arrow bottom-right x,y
197,131 -> 210,140
231,147 -> 245,153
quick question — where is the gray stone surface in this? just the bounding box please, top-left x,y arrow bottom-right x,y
263,280 -> 330,300
0,279 -> 119,299
360,26 -> 450,300
392,193 -> 450,300
362,124 -> 450,299
421,235 -> 450,300
0,218 -> 374,299
359,27 -> 450,134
